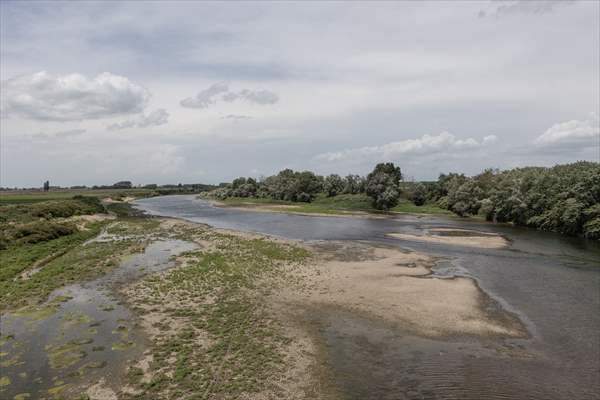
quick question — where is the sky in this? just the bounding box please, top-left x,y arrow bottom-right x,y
1,0 -> 599,187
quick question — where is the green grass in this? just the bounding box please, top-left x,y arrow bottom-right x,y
0,194 -> 158,311
391,199 -> 454,215
217,193 -> 452,216
0,197 -> 105,225
0,189 -> 155,205
0,221 -> 149,311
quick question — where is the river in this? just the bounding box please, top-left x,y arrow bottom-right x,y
133,195 -> 600,400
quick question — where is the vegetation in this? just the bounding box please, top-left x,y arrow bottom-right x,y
205,161 -> 599,239
123,223 -> 310,399
0,183 -> 218,205
365,162 -> 403,210
424,162 -> 600,239
0,194 -> 158,310
0,189 -> 154,204
0,196 -> 105,249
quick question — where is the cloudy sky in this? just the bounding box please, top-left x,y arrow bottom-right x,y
1,0 -> 598,187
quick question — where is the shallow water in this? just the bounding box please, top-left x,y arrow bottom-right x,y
134,195 -> 600,400
1,239 -> 197,398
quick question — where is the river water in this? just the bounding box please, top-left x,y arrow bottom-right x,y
133,195 -> 600,400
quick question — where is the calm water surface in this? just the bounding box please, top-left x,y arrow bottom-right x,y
134,195 -> 600,400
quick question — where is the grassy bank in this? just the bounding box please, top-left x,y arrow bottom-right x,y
0,194 -> 159,311
0,189 -> 156,204
211,193 -> 452,216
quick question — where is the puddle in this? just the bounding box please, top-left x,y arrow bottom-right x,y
0,239 -> 198,398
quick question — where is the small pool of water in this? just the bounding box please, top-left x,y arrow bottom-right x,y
0,239 -> 198,398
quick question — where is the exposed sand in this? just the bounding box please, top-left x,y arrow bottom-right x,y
209,200 -> 383,219
388,228 -> 510,249
86,378 -> 118,400
65,213 -> 116,230
102,196 -> 136,204
277,242 -> 524,338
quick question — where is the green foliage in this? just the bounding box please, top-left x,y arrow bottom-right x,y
342,174 -> 365,194
365,163 -> 402,210
410,183 -> 427,206
0,196 -> 104,224
13,221 -> 77,245
0,188 -> 156,204
206,162 -> 597,238
438,161 -> 599,238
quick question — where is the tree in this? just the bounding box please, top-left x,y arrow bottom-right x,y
323,174 -> 344,197
411,183 -> 427,206
342,174 -> 365,194
43,180 -> 50,192
365,163 -> 402,210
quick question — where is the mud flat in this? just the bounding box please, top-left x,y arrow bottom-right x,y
387,228 -> 510,249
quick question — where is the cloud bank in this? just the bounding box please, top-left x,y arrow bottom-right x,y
535,112 -> 599,147
107,108 -> 170,130
180,82 -> 279,109
316,132 -> 498,163
479,0 -> 577,18
1,71 -> 150,121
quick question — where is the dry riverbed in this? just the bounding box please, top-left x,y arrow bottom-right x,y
1,217 -> 526,399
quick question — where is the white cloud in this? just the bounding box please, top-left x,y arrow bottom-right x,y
137,109 -> 170,127
535,113 -> 599,146
180,82 -> 279,109
479,0 -> 576,18
180,82 -> 230,109
1,71 -> 150,121
107,108 -> 170,130
315,132 -> 498,162
222,89 -> 279,105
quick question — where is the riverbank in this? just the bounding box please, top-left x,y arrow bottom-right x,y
206,194 -> 455,219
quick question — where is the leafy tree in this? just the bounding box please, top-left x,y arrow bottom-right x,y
342,174 -> 365,194
365,163 -> 402,210
411,183 -> 427,206
323,174 -> 345,197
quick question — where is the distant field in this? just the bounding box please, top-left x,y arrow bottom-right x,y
215,193 -> 453,216
0,189 -> 155,204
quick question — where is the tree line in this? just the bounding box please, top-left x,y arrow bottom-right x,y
210,163 -> 403,210
208,161 -> 599,239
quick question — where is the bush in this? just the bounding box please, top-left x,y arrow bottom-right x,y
411,183 -> 427,206
13,221 -> 77,245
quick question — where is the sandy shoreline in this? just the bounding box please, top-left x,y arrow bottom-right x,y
387,228 -> 510,249
277,241 -> 524,338
207,199 -> 430,220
